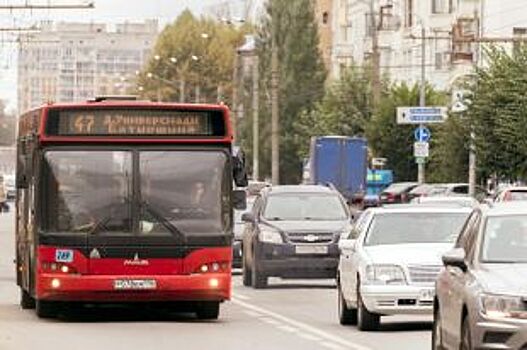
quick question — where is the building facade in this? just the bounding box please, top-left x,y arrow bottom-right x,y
18,20 -> 158,113
314,0 -> 334,70
330,0 -> 483,89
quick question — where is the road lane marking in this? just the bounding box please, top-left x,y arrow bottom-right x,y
233,293 -> 250,301
276,325 -> 298,333
297,333 -> 322,342
232,298 -> 373,350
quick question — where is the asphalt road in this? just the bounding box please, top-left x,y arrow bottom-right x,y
0,206 -> 431,350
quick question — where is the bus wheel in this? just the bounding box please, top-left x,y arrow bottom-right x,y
36,300 -> 58,319
196,301 -> 220,320
20,288 -> 35,309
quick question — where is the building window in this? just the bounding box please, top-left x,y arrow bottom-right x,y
432,0 -> 453,14
405,0 -> 413,27
322,11 -> 329,25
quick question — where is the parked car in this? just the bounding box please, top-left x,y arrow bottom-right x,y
379,182 -> 418,204
3,173 -> 14,200
433,202 -> 527,350
406,184 -> 442,202
493,186 -> 527,202
241,185 -> 351,288
411,196 -> 479,208
0,175 -> 8,212
337,205 -> 471,331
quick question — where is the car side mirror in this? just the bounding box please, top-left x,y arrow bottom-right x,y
241,212 -> 255,223
233,190 -> 247,210
442,248 -> 467,272
338,239 -> 356,252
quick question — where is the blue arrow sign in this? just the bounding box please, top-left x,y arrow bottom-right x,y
414,126 -> 431,142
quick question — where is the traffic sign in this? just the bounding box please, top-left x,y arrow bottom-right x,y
415,157 -> 427,164
414,126 -> 431,142
414,142 -> 429,158
397,106 -> 448,124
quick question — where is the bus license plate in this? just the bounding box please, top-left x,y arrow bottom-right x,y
113,279 -> 157,290
295,245 -> 328,255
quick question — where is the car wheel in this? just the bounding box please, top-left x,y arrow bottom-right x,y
357,281 -> 380,331
338,281 -> 357,325
35,300 -> 58,319
242,248 -> 252,287
432,305 -> 444,350
195,301 -> 220,320
20,288 -> 35,309
460,314 -> 472,350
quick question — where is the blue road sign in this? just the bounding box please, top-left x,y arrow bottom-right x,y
414,126 -> 431,142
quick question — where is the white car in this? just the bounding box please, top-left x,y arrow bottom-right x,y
337,206 -> 471,331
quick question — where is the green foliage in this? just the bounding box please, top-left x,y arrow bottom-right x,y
365,83 -> 447,181
138,10 -> 248,104
296,66 -> 373,158
255,0 -> 327,184
467,46 -> 527,181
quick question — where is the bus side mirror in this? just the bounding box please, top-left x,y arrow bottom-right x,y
232,148 -> 248,187
233,190 -> 247,210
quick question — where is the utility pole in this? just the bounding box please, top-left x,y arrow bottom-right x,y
369,0 -> 381,107
252,55 -> 260,181
179,80 -> 185,102
271,22 -> 280,185
418,25 -> 426,184
232,52 -> 239,142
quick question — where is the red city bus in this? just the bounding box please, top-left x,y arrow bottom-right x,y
15,97 -> 247,319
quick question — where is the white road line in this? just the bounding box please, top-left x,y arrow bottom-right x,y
233,293 -> 250,301
297,333 -> 322,342
260,317 -> 282,326
243,310 -> 262,318
276,325 -> 298,333
232,298 -> 373,350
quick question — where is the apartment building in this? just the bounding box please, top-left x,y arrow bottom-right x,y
330,0 -> 483,89
18,20 -> 158,113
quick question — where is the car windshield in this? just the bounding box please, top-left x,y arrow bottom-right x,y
481,215 -> 527,263
42,150 -> 229,236
263,193 -> 347,221
364,212 -> 469,246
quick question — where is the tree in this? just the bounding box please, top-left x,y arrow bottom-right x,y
466,46 -> 527,181
255,0 -> 327,183
366,83 -> 447,181
296,66 -> 373,159
0,101 -> 16,146
137,10 -> 248,105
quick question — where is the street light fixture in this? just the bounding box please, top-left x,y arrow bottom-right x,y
191,55 -> 199,61
169,57 -> 177,64
201,33 -> 210,39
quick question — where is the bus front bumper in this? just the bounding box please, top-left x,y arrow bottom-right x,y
36,273 -> 231,302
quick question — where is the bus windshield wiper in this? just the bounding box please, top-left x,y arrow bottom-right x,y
142,200 -> 186,242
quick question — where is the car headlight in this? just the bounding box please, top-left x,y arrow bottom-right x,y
258,228 -> 283,244
480,293 -> 527,319
364,264 -> 407,285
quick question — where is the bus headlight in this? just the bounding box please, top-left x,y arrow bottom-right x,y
258,228 -> 283,244
51,278 -> 61,289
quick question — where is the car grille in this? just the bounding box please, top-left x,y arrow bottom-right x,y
407,265 -> 442,285
286,232 -> 335,244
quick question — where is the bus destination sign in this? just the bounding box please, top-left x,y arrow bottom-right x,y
47,109 -> 225,137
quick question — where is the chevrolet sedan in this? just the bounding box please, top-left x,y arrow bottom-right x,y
337,206 -> 471,331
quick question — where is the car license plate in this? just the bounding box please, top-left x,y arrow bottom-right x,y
295,245 -> 328,255
419,288 -> 435,302
113,279 -> 157,290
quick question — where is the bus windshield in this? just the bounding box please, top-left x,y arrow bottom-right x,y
42,150 -> 229,236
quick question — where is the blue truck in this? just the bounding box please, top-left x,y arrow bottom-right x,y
305,136 -> 368,204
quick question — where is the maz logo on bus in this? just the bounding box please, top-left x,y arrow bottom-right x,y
55,249 -> 74,263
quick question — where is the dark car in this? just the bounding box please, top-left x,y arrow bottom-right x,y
232,196 -> 255,268
379,182 -> 418,204
241,185 -> 352,288
433,202 -> 527,350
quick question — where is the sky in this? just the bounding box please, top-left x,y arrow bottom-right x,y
0,0 -> 242,113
